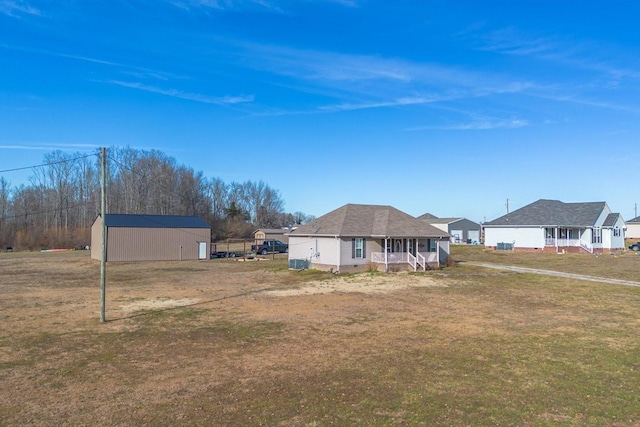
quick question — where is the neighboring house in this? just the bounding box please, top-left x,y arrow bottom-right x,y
253,227 -> 294,244
626,216 -> 640,240
91,214 -> 211,262
287,204 -> 450,272
483,199 -> 626,253
417,214 -> 482,244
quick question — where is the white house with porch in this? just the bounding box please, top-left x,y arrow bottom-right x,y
287,204 -> 450,272
626,216 -> 640,239
483,199 -> 626,253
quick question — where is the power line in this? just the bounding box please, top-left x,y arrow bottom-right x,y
0,200 -> 97,222
0,153 -> 97,174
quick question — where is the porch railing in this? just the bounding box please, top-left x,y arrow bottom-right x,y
408,252 -> 417,270
371,251 -> 437,270
544,238 -> 593,253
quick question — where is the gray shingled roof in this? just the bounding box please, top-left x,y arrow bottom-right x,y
602,213 -> 621,227
628,216 -> 640,223
417,213 -> 438,220
290,204 -> 449,238
104,214 -> 210,228
484,199 -> 607,227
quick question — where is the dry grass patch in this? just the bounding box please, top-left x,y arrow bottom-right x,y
1,250 -> 639,425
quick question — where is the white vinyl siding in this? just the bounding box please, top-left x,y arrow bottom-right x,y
484,227 -> 544,249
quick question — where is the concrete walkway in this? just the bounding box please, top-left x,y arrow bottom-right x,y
464,262 -> 640,288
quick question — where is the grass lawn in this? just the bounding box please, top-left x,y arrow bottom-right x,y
0,247 -> 639,425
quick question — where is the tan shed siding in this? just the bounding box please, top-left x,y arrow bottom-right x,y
106,227 -> 210,262
90,217 -> 102,260
255,230 -> 289,243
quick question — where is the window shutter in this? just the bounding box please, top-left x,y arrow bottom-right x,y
362,238 -> 366,258
352,238 -> 355,258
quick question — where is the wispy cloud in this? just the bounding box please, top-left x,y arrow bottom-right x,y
168,0 -> 283,12
476,26 -> 558,56
473,26 -> 640,83
319,95 -> 448,112
107,80 -> 254,105
168,0 -> 358,12
407,117 -> 528,131
0,44 -> 179,81
0,0 -> 41,17
225,40 -> 542,117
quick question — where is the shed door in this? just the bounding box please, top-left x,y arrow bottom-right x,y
198,242 -> 207,260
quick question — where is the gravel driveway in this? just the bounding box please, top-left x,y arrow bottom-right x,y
465,262 -> 640,288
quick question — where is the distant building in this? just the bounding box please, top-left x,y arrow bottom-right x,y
483,199 -> 625,253
288,204 -> 450,272
627,216 -> 640,239
253,227 -> 294,244
91,214 -> 211,262
417,214 -> 481,244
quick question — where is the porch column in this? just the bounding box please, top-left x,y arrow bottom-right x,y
555,227 -> 559,253
336,236 -> 340,272
436,239 -> 440,265
384,237 -> 389,272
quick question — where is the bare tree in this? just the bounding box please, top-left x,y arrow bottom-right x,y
0,146 -> 313,248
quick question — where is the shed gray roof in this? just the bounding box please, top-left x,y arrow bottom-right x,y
254,228 -> 288,234
417,213 -> 439,220
420,217 -> 462,225
290,204 -> 449,238
629,216 -> 640,223
103,214 -> 210,229
484,199 -> 607,227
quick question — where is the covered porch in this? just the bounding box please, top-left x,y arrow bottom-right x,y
544,227 -> 594,253
370,237 -> 443,271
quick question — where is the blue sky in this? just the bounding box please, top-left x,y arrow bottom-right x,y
1,0 -> 639,222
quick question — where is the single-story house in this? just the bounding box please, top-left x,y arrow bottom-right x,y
417,214 -> 481,244
253,227 -> 294,244
91,214 -> 211,262
626,216 -> 640,240
287,204 -> 450,272
483,199 -> 626,253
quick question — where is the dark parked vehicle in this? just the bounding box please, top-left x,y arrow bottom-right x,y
629,242 -> 640,251
251,239 -> 288,255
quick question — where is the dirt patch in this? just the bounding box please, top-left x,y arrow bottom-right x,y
119,297 -> 202,313
265,272 -> 447,296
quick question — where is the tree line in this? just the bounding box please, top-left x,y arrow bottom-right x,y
0,147 -> 315,251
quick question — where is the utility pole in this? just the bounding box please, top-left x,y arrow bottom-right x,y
506,198 -> 509,214
100,147 -> 107,323
635,203 -> 637,219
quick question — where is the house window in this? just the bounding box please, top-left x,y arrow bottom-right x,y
428,239 -> 437,252
614,228 -> 621,237
352,238 -> 366,259
592,227 -> 602,244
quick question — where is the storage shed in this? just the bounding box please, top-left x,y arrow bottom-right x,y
253,228 -> 293,244
91,214 -> 211,262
